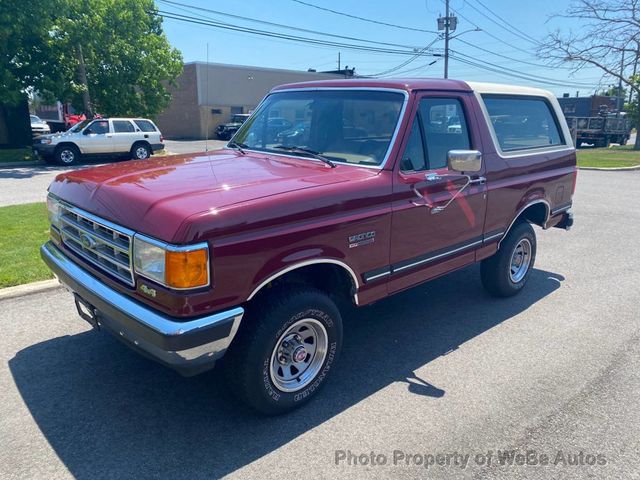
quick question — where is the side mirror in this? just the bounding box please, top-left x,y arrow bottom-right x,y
447,150 -> 482,173
83,129 -> 92,135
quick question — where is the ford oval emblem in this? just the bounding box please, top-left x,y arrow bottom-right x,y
80,233 -> 97,249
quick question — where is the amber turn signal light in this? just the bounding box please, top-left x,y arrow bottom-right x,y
165,248 -> 209,289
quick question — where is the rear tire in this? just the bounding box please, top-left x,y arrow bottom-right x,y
131,142 -> 151,160
223,287 -> 343,415
481,221 -> 537,297
54,145 -> 80,165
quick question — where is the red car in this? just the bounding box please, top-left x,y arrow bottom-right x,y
42,79 -> 576,414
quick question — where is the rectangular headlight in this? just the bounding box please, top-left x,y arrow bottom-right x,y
133,235 -> 209,289
46,194 -> 61,228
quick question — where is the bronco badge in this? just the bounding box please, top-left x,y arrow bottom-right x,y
349,231 -> 376,248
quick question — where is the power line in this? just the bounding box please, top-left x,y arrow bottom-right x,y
378,58 -> 443,77
440,0 -> 538,56
449,51 -> 601,89
465,0 -> 541,46
156,10 -> 440,58
291,0 -> 439,34
451,50 -> 596,86
157,0 -> 421,50
369,38 -> 442,77
472,0 -> 542,46
454,37 -> 572,70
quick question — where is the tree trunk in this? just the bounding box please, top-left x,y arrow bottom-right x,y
75,44 -> 93,118
635,120 -> 640,150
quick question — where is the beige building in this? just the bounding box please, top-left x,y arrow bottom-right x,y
155,62 -> 346,139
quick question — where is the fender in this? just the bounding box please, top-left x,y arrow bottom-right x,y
498,198 -> 550,247
247,258 -> 361,304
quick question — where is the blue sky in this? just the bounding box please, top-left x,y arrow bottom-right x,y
159,0 -> 614,96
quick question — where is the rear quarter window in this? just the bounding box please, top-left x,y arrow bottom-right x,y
482,95 -> 565,152
133,120 -> 157,132
113,120 -> 135,133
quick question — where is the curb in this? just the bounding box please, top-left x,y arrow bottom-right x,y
0,279 -> 62,301
0,161 -> 45,168
578,165 -> 640,171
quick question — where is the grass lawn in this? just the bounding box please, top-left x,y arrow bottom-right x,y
0,148 -> 36,164
0,203 -> 53,288
576,145 -> 640,168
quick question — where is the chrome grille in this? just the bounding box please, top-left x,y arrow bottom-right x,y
58,204 -> 135,285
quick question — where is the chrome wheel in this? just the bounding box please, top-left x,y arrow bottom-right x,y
510,238 -> 532,283
269,318 -> 328,393
59,149 -> 75,164
135,146 -> 149,159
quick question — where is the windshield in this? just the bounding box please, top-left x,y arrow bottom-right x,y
232,90 -> 405,167
232,115 -> 249,123
30,115 -> 41,122
67,120 -> 91,132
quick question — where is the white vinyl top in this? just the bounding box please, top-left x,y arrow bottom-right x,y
467,81 -> 555,100
467,82 -> 574,153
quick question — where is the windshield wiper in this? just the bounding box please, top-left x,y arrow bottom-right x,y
272,145 -> 336,168
227,141 -> 248,155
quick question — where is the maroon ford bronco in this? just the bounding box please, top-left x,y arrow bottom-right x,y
42,79 -> 576,414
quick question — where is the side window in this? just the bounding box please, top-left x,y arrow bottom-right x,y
113,120 -> 135,133
419,98 -> 471,169
482,95 -> 564,151
400,116 -> 427,172
89,120 -> 109,135
133,120 -> 157,132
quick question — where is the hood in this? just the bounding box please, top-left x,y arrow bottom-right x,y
40,130 -> 81,141
49,149 -> 375,242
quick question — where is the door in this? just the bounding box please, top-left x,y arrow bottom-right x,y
77,119 -> 114,154
111,119 -> 139,154
388,93 -> 487,294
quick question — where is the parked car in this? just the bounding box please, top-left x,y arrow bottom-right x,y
276,121 -> 310,145
42,79 -> 576,414
30,115 -> 51,136
215,114 -> 251,140
33,117 -> 164,165
245,116 -> 294,144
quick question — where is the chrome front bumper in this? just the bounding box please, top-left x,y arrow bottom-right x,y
41,241 -> 244,376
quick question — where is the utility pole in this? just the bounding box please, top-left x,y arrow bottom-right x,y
75,44 -> 93,118
444,0 -> 449,79
629,42 -> 638,105
338,51 -> 341,71
437,0 -> 457,79
617,49 -> 625,116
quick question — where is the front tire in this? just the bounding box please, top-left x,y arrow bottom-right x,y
54,145 -> 80,165
224,287 -> 343,415
481,221 -> 537,297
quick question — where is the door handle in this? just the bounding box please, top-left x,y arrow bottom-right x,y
469,176 -> 486,185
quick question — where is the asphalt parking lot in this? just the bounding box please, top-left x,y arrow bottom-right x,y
0,140 -> 226,207
0,169 -> 639,479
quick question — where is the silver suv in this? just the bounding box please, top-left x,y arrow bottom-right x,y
33,118 -> 164,165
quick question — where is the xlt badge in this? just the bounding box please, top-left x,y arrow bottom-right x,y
349,231 -> 376,248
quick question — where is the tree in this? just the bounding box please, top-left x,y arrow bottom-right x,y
2,0 -> 183,118
539,0 -> 640,149
0,0 -> 67,105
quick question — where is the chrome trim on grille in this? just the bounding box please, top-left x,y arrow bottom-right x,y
57,202 -> 135,286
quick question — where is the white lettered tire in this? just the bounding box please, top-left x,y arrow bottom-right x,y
223,287 -> 343,415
